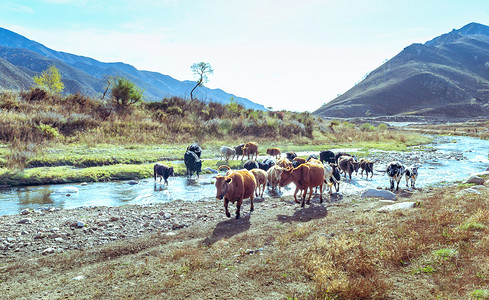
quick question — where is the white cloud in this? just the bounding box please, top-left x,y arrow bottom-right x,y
0,2 -> 34,13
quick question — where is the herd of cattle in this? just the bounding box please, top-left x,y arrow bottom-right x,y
153,142 -> 419,219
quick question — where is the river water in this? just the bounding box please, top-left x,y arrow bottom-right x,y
0,135 -> 488,216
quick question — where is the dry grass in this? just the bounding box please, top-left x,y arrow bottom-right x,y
407,120 -> 489,140
2,185 -> 489,299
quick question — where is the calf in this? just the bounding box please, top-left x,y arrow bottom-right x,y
358,158 -> 374,178
250,168 -> 268,198
243,160 -> 259,171
386,161 -> 405,191
404,166 -> 418,188
242,142 -> 259,161
220,146 -> 236,162
266,148 -> 281,159
184,150 -> 202,178
234,144 -> 245,160
267,165 -> 284,191
319,150 -> 335,164
154,163 -> 174,185
279,162 -> 325,207
215,169 -> 257,219
338,155 -> 359,180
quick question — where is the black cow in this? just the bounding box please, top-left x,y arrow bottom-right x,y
386,161 -> 405,191
154,163 -> 174,185
187,143 -> 202,158
184,150 -> 202,178
330,164 -> 341,192
286,152 -> 297,161
320,150 -> 335,164
234,144 -> 245,160
307,154 -> 319,161
243,160 -> 259,171
334,152 -> 352,164
258,158 -> 275,171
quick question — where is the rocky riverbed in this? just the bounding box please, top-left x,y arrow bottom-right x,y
0,199 -> 230,258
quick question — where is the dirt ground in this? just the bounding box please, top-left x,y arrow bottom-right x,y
0,185 -> 426,299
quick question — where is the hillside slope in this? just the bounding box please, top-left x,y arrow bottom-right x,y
314,22 -> 489,118
0,27 -> 265,110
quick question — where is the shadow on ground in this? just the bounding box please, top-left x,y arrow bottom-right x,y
277,203 -> 328,223
202,214 -> 251,246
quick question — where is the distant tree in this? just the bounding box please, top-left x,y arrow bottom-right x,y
101,75 -> 115,100
33,65 -> 64,94
190,62 -> 213,101
110,77 -> 144,108
328,120 -> 339,133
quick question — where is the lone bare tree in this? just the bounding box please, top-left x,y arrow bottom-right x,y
190,62 -> 213,101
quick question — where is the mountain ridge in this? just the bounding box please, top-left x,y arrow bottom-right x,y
0,27 -> 265,110
314,22 -> 489,119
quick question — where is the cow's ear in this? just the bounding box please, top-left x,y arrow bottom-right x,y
225,178 -> 232,183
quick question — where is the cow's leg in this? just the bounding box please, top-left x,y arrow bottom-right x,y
293,188 -> 300,203
319,184 -> 323,203
390,178 -> 394,190
236,198 -> 243,219
303,188 -> 308,206
249,195 -> 254,213
224,198 -> 231,218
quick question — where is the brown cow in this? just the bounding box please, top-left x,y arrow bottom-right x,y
215,169 -> 257,219
250,168 -> 268,198
266,148 -> 281,159
338,155 -> 359,180
358,158 -> 374,178
279,162 -> 325,207
242,142 -> 259,161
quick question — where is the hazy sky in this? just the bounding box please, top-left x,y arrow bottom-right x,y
1,0 -> 488,111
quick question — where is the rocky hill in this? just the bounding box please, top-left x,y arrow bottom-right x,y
314,22 -> 489,119
0,27 -> 265,110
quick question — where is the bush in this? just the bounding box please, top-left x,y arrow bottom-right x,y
22,87 -> 48,102
110,77 -> 144,109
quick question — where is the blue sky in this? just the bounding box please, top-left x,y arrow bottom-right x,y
1,0 -> 488,111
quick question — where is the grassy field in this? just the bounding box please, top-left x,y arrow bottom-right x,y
0,130 -> 430,186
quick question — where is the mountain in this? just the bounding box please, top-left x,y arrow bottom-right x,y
0,27 -> 265,110
314,22 -> 489,119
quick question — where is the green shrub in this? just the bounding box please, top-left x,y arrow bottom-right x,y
111,77 -> 144,108
35,123 -> 59,139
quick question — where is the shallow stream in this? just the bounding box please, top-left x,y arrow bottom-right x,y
0,135 -> 487,216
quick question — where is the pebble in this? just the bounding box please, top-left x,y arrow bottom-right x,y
18,218 -> 32,224
42,247 -> 55,255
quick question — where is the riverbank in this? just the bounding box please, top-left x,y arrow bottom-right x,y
2,178 -> 489,299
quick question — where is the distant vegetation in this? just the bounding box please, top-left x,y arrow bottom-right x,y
0,81 -> 431,184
